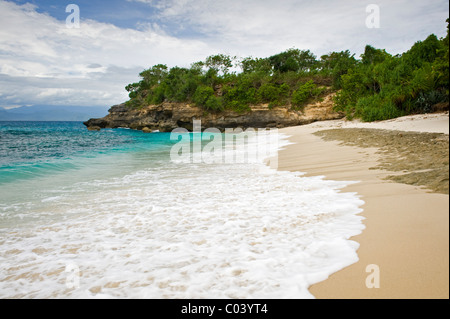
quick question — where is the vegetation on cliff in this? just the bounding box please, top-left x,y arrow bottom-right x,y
124,19 -> 449,122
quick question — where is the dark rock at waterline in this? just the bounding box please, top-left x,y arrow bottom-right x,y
83,93 -> 344,132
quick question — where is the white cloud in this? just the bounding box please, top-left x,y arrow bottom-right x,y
130,0 -> 449,57
0,0 -> 448,108
0,0 -> 213,107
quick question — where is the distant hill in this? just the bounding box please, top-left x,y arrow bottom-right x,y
0,105 -> 110,121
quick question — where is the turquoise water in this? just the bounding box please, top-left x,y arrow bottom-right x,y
0,121 -> 173,184
0,121 -> 175,229
0,121 -> 365,299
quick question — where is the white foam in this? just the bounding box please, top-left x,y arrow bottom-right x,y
0,132 -> 365,299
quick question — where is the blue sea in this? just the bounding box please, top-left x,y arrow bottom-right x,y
0,121 -> 364,298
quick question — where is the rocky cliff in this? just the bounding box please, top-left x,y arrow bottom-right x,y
84,93 -> 343,132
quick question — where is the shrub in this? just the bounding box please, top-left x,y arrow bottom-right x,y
149,85 -> 166,104
205,96 -> 224,111
180,78 -> 198,101
355,95 -> 403,122
257,83 -> 280,103
227,100 -> 251,113
292,80 -> 323,107
193,86 -> 215,108
121,20 -> 448,122
415,90 -> 449,113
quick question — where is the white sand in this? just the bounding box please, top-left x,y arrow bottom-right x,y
303,112 -> 449,134
278,112 -> 449,299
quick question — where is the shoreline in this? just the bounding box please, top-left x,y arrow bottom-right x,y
277,113 -> 449,299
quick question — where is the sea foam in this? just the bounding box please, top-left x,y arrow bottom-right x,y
0,130 -> 364,299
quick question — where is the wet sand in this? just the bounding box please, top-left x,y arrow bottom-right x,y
278,113 -> 449,299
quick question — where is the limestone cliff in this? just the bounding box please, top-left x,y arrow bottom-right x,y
84,93 -> 343,132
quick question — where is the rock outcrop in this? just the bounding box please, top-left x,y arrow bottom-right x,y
84,93 -> 343,132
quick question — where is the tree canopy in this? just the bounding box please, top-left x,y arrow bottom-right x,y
124,19 -> 449,121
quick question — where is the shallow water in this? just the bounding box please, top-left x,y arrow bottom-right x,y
0,121 -> 364,298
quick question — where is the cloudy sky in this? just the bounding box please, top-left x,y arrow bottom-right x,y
0,0 -> 448,109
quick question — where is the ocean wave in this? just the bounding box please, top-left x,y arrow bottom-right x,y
0,128 -> 365,299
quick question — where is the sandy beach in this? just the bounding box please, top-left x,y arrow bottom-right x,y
278,112 -> 449,299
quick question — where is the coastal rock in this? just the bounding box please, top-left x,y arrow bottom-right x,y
83,93 -> 344,132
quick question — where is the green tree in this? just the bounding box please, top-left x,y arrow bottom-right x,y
190,61 -> 205,75
432,19 -> 449,95
361,45 -> 391,65
205,54 -> 234,75
269,48 -> 318,73
125,82 -> 140,99
139,64 -> 168,89
320,50 -> 357,89
240,57 -> 272,74
121,19 -> 448,120
292,80 -> 323,108
205,96 -> 224,111
163,67 -> 191,102
193,86 -> 215,108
